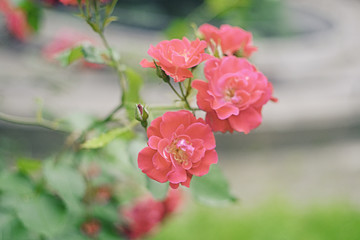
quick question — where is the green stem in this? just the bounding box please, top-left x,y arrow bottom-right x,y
167,81 -> 183,100
0,112 -> 69,132
186,77 -> 193,97
98,32 -> 127,104
179,82 -> 192,111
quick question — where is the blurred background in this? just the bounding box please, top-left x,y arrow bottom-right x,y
1,0 -> 360,239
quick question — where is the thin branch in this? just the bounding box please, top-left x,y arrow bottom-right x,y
0,112 -> 69,132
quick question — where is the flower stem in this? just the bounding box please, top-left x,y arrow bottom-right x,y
167,81 -> 183,100
0,112 -> 69,132
179,82 -> 193,112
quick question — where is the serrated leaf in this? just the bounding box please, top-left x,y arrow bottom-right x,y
146,177 -> 169,200
81,127 -> 134,149
190,165 -> 237,206
17,158 -> 42,175
124,68 -> 143,119
15,194 -> 69,238
44,162 -> 86,212
56,46 -> 84,67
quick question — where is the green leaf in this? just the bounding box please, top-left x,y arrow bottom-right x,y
190,165 -> 237,205
0,212 -> 39,240
104,16 -> 118,28
56,46 -> 84,67
81,127 -> 134,149
44,162 -> 86,212
15,194 -> 69,238
81,44 -> 106,64
18,0 -> 43,32
17,158 -> 42,175
146,177 -> 169,200
0,172 -> 33,195
124,68 -> 143,119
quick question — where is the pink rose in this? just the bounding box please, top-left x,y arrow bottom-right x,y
192,56 -> 277,134
3,8 -> 30,41
138,110 -> 218,189
121,190 -> 182,239
122,197 -> 165,239
198,23 -> 257,57
59,0 -> 83,5
140,37 -> 210,82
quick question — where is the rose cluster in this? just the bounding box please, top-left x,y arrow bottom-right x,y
138,24 -> 277,189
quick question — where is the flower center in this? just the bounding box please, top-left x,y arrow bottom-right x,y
166,138 -> 194,164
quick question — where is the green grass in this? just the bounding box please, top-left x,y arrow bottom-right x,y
152,199 -> 360,240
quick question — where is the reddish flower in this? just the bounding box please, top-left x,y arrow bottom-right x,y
81,219 -> 101,237
192,56 -> 277,134
58,0 -> 82,5
59,0 -> 110,6
43,29 -> 103,69
138,110 -> 218,189
0,0 -> 11,13
122,197 -> 165,239
162,189 -> 182,216
140,37 -> 210,82
94,185 -> 112,204
4,8 -> 30,41
199,24 -> 257,57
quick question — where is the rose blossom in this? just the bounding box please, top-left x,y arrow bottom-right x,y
0,0 -> 30,42
198,23 -> 257,57
192,56 -> 277,134
140,37 -> 210,82
121,190 -> 182,239
138,110 -> 218,189
122,197 -> 165,239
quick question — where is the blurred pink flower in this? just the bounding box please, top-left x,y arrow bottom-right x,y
58,0 -> 109,5
58,0 -> 82,5
199,24 -> 257,57
81,219 -> 101,238
0,0 -> 30,41
122,197 -> 165,239
4,8 -> 29,41
138,110 -> 218,189
162,188 -> 182,216
122,190 -> 182,239
140,37 -> 210,82
193,56 -> 277,134
43,29 -> 103,68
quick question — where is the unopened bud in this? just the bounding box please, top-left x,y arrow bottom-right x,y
135,104 -> 149,128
